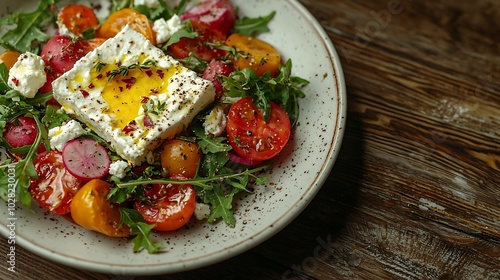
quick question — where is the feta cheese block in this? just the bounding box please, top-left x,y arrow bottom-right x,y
52,25 -> 215,165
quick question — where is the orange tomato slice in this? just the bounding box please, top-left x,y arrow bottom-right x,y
0,51 -> 21,70
58,4 -> 99,37
226,33 -> 281,77
96,8 -> 156,44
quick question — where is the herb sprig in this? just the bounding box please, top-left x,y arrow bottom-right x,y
222,59 -> 308,126
119,208 -> 163,254
106,60 -> 157,80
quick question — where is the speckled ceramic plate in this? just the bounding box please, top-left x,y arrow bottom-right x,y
0,0 -> 346,275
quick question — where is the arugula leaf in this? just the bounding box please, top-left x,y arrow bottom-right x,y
8,114 -> 45,209
108,183 -> 141,204
199,152 -> 229,177
203,186 -> 238,227
118,208 -> 163,254
193,124 -> 232,154
174,52 -> 208,73
233,11 -> 276,36
0,63 -> 9,92
222,59 -> 308,126
110,0 -> 134,13
42,105 -> 71,130
0,0 -> 59,53
163,28 -> 197,48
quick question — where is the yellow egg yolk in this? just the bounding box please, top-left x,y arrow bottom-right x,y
89,62 -> 180,129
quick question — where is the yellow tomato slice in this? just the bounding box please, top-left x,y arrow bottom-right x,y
70,179 -> 130,237
226,33 -> 281,77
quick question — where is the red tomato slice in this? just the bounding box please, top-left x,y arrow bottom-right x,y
226,97 -> 291,161
169,20 -> 227,61
134,182 -> 196,231
29,151 -> 84,215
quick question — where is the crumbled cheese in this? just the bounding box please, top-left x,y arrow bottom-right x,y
134,0 -> 161,8
153,15 -> 184,44
204,105 -> 227,137
7,52 -> 46,98
48,120 -> 86,151
52,25 -> 215,165
57,19 -> 75,37
109,160 -> 130,179
194,202 -> 211,220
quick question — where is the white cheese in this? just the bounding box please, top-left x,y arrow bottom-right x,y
153,15 -> 184,44
109,160 -> 130,179
134,0 -> 161,8
194,202 -> 211,220
48,120 -> 86,151
8,52 -> 46,98
52,25 -> 215,165
57,19 -> 75,38
204,105 -> 227,137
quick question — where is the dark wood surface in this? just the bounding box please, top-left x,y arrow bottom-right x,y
2,0 -> 499,279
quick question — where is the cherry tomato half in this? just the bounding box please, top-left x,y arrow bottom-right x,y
169,20 -> 227,61
226,97 -> 291,161
135,182 -> 196,231
160,139 -> 202,179
96,8 -> 155,44
70,179 -> 130,237
29,151 -> 84,214
57,4 -> 99,37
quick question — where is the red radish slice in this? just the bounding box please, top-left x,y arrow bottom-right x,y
228,152 -> 262,166
62,138 -> 111,180
202,60 -> 235,100
181,0 -> 236,35
3,116 -> 46,154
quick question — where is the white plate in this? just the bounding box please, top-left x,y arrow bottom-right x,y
0,0 -> 346,275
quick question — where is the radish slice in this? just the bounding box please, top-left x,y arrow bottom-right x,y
181,0 -> 236,35
62,138 -> 111,180
228,152 -> 262,166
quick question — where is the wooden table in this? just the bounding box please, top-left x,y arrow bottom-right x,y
2,0 -> 499,279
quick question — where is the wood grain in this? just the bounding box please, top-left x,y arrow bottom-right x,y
1,0 -> 499,279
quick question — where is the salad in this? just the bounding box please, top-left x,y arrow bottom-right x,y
0,0 -> 308,253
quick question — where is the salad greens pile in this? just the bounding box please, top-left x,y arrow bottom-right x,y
0,0 -> 308,254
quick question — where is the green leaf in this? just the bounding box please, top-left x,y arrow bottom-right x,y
164,28 -> 196,48
200,152 -> 229,177
221,59 -> 308,126
108,184 -> 140,204
233,11 -> 276,36
42,105 -> 71,130
0,0 -> 59,53
119,208 -> 163,254
110,0 -> 134,13
204,186 -> 236,227
0,63 -> 10,92
193,124 -> 232,154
